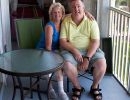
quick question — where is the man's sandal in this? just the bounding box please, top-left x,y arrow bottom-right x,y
90,85 -> 102,100
72,87 -> 85,100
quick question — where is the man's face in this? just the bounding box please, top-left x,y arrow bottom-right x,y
71,0 -> 84,17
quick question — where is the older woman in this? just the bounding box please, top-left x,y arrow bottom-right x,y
37,2 -> 68,100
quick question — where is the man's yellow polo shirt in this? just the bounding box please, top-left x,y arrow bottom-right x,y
60,14 -> 100,50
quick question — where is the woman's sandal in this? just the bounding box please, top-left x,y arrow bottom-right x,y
72,87 -> 85,100
90,85 -> 102,100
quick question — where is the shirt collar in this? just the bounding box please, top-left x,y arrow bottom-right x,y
69,13 -> 87,25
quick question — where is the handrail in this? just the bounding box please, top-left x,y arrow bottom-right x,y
110,7 -> 130,17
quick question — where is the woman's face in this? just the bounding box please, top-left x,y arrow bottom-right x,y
51,6 -> 63,22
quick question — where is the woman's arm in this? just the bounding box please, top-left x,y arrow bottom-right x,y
85,10 -> 95,20
45,25 -> 53,51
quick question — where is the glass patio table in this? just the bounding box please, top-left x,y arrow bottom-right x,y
0,49 -> 64,100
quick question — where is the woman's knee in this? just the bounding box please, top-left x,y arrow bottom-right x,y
56,70 -> 63,80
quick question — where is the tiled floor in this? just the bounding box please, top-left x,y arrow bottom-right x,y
0,74 -> 130,100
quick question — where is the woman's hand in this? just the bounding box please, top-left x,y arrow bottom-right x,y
85,11 -> 95,21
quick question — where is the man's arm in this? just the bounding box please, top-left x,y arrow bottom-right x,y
60,38 -> 76,53
60,38 -> 83,62
86,19 -> 100,58
79,39 -> 99,71
79,20 -> 100,71
87,39 -> 100,58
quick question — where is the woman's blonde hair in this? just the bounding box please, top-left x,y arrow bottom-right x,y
49,2 -> 65,21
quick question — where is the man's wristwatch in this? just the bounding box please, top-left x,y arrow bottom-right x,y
82,55 -> 90,61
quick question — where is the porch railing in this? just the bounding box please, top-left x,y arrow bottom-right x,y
109,7 -> 130,93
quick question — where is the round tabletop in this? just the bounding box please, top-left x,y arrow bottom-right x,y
0,49 -> 64,76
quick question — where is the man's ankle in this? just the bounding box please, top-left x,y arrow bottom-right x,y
74,86 -> 81,89
92,84 -> 99,89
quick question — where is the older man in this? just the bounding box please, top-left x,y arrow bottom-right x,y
60,0 -> 106,100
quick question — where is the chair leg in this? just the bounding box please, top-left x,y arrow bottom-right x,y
67,77 -> 69,92
66,71 -> 93,93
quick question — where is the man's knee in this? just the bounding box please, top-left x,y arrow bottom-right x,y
94,59 -> 106,72
63,61 -> 77,72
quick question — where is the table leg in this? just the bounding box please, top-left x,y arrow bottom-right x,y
36,76 -> 42,100
47,72 -> 55,100
12,76 -> 16,100
16,77 -> 24,100
11,76 -> 43,100
30,77 -> 33,98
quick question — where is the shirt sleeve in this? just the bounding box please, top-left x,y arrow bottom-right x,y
60,19 -> 68,39
90,20 -> 100,40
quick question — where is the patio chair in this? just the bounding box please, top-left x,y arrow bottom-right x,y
14,18 -> 44,98
15,18 -> 43,49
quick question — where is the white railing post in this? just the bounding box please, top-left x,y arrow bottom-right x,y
109,7 -> 130,93
127,18 -> 130,93
128,63 -> 130,93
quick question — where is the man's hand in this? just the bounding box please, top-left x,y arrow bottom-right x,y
78,59 -> 89,71
73,49 -> 83,63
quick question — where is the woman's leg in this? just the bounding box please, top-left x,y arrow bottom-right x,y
56,69 -> 69,100
45,74 -> 57,99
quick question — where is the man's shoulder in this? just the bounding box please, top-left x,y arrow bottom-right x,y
62,14 -> 71,23
84,16 -> 98,26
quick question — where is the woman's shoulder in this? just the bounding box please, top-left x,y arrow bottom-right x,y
45,24 -> 53,31
47,21 -> 54,26
45,21 -> 54,29
45,21 -> 53,26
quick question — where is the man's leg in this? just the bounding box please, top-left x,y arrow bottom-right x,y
92,59 -> 106,88
91,58 -> 106,100
63,61 -> 81,89
64,61 -> 83,100
61,50 -> 84,99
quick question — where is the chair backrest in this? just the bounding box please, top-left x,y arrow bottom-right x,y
15,18 -> 43,49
